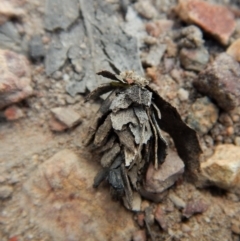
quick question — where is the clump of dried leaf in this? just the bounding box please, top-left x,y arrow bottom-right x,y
85,70 -> 201,210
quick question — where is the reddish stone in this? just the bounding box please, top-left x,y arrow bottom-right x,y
4,105 -> 24,120
9,237 -> 18,241
183,199 -> 208,218
0,49 -> 32,109
176,0 -> 236,45
193,53 -> 240,111
136,212 -> 145,227
144,150 -> 184,193
154,205 -> 168,231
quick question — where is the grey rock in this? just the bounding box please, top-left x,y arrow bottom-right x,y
51,107 -> 81,128
187,97 -> 219,134
0,185 -> 13,199
45,21 -> 85,76
80,0 -> 143,90
180,47 -> 209,72
47,1 -> 143,96
144,150 -> 184,193
124,6 -> 147,46
0,22 -> 21,43
66,81 -> 86,96
29,35 -> 45,60
143,44 -> 166,67
194,53 -> 240,111
0,21 -> 22,53
44,0 -> 80,31
67,46 -> 84,73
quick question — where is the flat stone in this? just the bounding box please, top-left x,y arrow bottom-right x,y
187,97 -> 219,134
176,0 -> 236,45
201,144 -> 240,191
179,47 -> 209,72
0,49 -> 33,109
144,150 -> 184,193
51,107 -> 81,128
45,22 -> 85,76
0,185 -> 13,199
49,117 -> 68,132
22,149 -> 136,241
227,38 -> 240,62
44,0 -> 79,31
193,53 -> 240,111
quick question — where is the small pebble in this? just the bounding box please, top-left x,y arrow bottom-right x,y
182,224 -> 191,233
169,193 -> 186,209
177,88 -> 189,102
63,74 -> 70,81
226,126 -> 234,136
0,186 -> 13,199
234,137 -> 240,146
53,71 -> 62,80
227,38 -> 240,62
132,230 -> 146,241
232,223 -> 240,235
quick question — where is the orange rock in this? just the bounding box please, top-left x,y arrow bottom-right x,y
227,39 -> 240,61
176,0 -> 236,45
4,105 -> 24,120
146,67 -> 157,82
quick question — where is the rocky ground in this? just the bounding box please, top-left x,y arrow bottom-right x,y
1,0 -> 240,241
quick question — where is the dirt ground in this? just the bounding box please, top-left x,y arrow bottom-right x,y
1,0 -> 240,241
